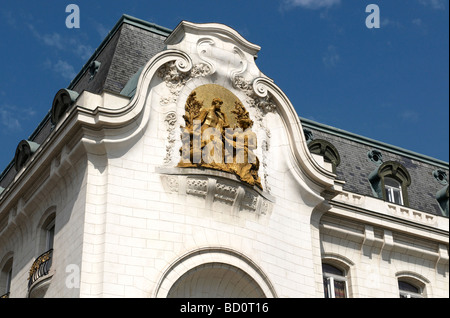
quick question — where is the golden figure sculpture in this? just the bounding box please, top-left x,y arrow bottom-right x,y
178,85 -> 262,189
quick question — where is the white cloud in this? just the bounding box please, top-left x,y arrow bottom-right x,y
381,18 -> 403,29
2,10 -> 16,28
418,0 -> 446,10
70,39 -> 94,60
412,18 -> 423,27
42,32 -> 65,50
322,45 -> 340,67
94,22 -> 109,39
0,106 -> 21,131
400,110 -> 419,123
54,60 -> 77,80
283,0 -> 340,10
0,104 -> 37,133
27,23 -> 93,60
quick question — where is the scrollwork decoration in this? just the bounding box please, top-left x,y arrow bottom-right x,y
157,60 -> 211,105
233,76 -> 274,191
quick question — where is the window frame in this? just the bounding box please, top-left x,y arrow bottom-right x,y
322,263 -> 348,298
384,177 -> 403,205
46,219 -> 55,251
369,161 -> 411,206
398,280 -> 424,298
0,255 -> 13,297
5,269 -> 12,294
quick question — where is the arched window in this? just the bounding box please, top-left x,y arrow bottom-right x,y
36,208 -> 56,255
398,280 -> 423,298
322,263 -> 348,298
0,256 -> 13,298
308,139 -> 341,173
45,219 -> 55,251
384,177 -> 403,205
369,161 -> 411,206
29,210 -> 56,291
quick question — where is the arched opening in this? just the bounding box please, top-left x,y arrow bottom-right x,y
0,256 -> 13,298
155,248 -> 277,298
167,262 -> 266,298
396,272 -> 428,298
322,263 -> 349,298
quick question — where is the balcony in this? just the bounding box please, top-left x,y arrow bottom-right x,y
28,249 -> 53,290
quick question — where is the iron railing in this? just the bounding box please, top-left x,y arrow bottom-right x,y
28,249 -> 53,289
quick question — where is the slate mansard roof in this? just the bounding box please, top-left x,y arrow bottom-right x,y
0,15 -> 448,218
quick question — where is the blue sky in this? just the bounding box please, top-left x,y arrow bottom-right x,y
0,0 -> 448,175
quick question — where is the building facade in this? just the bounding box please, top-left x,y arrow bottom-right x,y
0,15 -> 448,298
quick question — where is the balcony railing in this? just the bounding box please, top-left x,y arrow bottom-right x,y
28,249 -> 53,289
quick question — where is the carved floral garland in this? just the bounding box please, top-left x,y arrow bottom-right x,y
233,75 -> 275,191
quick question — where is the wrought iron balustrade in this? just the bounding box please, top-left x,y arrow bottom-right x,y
28,249 -> 53,289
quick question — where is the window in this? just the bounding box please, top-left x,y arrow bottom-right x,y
46,220 -> 55,251
369,161 -> 411,206
322,264 -> 348,298
5,269 -> 12,295
0,257 -> 13,298
398,280 -> 423,298
308,139 -> 341,173
384,177 -> 403,205
37,211 -> 55,255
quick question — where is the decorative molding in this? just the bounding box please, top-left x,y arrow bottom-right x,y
186,177 -> 208,198
158,167 -> 274,216
214,181 -> 238,205
233,76 -> 276,115
433,169 -> 448,185
335,191 -> 364,206
156,61 -> 211,105
154,246 -> 277,298
196,38 -> 216,76
368,149 -> 383,165
163,112 -> 177,165
233,76 -> 275,191
386,203 -> 437,225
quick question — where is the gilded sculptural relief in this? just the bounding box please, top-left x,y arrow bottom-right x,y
178,84 -> 262,189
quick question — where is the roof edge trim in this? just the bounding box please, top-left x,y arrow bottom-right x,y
300,117 -> 449,167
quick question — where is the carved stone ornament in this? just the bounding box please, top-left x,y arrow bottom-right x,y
233,76 -> 275,191
177,84 -> 262,189
159,171 -> 274,216
156,61 -> 211,105
163,112 -> 177,164
233,76 -> 276,115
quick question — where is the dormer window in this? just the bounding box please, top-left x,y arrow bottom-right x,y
14,140 -> 40,172
384,177 -> 403,205
369,161 -> 411,206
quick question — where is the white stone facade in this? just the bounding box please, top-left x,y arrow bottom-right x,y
0,21 -> 448,298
